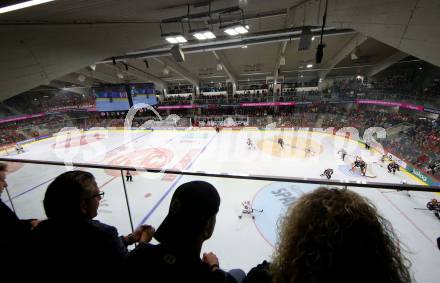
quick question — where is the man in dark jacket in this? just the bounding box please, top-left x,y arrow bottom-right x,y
32,170 -> 154,276
0,162 -> 38,275
125,181 -> 243,283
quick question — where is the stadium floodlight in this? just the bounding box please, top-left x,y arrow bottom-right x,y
192,30 -> 216,40
164,33 -> 187,44
161,28 -> 188,44
165,37 -> 178,44
223,24 -> 249,36
0,0 -> 55,14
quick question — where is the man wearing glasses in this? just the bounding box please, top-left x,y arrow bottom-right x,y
32,170 -> 155,276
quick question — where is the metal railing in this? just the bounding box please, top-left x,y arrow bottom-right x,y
2,158 -> 439,192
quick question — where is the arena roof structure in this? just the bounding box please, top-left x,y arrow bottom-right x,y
0,0 -> 439,99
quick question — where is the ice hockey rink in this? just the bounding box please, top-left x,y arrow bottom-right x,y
1,128 -> 440,282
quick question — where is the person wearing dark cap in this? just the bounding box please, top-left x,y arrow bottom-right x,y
126,180 -> 243,283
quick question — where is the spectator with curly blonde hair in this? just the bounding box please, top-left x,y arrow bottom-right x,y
244,187 -> 412,283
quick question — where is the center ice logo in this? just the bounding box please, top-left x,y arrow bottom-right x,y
252,182 -> 318,246
103,148 -> 174,177
51,133 -> 105,149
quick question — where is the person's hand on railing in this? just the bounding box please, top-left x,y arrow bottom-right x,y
124,224 -> 155,245
202,252 -> 220,272
139,225 -> 155,243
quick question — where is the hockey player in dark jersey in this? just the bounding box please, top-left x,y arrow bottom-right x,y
277,138 -> 284,150
427,199 -> 440,219
387,161 -> 400,174
351,156 -> 362,172
359,160 -> 367,176
320,168 -> 334,179
351,156 -> 366,176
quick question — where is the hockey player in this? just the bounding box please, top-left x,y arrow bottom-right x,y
365,142 -> 370,150
238,201 -> 263,219
15,144 -> 24,154
351,156 -> 366,176
215,126 -> 220,133
277,138 -> 284,150
320,168 -> 334,180
337,148 -> 347,161
304,147 -> 315,156
247,138 -> 255,150
238,201 -> 255,219
359,160 -> 367,176
351,156 -> 362,172
381,154 -> 393,163
387,161 -> 400,174
426,199 -> 440,220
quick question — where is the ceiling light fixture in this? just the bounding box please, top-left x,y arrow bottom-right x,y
306,64 -> 313,68
165,35 -> 187,44
0,0 -> 55,14
161,21 -> 187,44
219,8 -> 249,37
223,24 -> 249,36
192,30 -> 216,40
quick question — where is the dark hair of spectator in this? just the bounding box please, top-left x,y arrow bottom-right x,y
43,170 -> 95,219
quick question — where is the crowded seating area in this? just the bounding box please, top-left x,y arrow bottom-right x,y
0,91 -> 95,117
1,100 -> 438,177
2,1 -> 440,281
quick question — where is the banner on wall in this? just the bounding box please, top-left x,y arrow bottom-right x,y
240,102 -> 296,107
356,99 -> 424,111
157,105 -> 198,110
0,113 -> 45,124
405,163 -> 438,186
